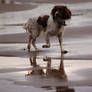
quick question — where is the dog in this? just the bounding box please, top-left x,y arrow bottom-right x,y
42,5 -> 71,53
24,5 -> 71,52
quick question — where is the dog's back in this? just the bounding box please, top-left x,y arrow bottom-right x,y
24,15 -> 50,38
23,15 -> 50,51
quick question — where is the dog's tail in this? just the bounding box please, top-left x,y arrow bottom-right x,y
23,23 -> 28,31
23,18 -> 33,34
23,22 -> 31,33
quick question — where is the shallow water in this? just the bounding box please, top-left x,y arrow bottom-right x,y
0,53 -> 92,92
0,1 -> 92,92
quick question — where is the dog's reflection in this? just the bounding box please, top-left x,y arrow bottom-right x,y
26,52 -> 75,92
27,52 -> 44,76
55,86 -> 75,92
41,86 -> 75,92
27,52 -> 67,80
43,56 -> 67,80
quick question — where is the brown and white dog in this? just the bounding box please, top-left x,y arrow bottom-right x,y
24,5 -> 71,52
43,5 -> 71,53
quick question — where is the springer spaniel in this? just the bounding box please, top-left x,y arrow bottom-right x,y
42,5 -> 71,53
24,5 -> 71,52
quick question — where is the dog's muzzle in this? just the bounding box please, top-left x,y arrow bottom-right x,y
54,11 -> 62,19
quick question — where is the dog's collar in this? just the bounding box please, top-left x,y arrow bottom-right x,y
57,21 -> 66,28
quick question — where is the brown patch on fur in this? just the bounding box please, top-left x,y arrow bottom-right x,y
37,15 -> 49,28
42,15 -> 50,23
37,16 -> 42,25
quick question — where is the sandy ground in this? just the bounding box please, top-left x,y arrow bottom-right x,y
12,0 -> 92,3
0,4 -> 37,13
0,1 -> 92,92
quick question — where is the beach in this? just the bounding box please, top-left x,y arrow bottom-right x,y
0,0 -> 92,92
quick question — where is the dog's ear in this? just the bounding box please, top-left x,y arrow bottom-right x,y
51,6 -> 57,19
63,6 -> 71,19
37,16 -> 42,25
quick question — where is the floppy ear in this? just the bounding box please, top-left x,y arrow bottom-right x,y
51,6 -> 57,16
63,6 -> 71,19
51,6 -> 57,19
37,16 -> 42,25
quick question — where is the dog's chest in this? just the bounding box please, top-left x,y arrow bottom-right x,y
46,19 -> 64,36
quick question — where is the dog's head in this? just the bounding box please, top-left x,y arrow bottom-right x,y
51,5 -> 71,21
37,15 -> 50,28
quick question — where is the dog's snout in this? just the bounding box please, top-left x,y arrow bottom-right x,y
55,11 -> 62,18
55,11 -> 59,16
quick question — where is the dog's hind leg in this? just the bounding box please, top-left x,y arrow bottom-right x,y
27,35 -> 32,52
32,38 -> 38,51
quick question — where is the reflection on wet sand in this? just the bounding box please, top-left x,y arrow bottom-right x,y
41,86 -> 75,92
43,56 -> 67,80
55,86 -> 75,92
26,51 -> 75,92
27,52 -> 67,80
27,52 -> 44,76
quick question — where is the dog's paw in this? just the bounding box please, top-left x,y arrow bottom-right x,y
28,49 -> 30,52
62,50 -> 68,54
43,57 -> 51,61
42,45 -> 50,48
27,45 -> 31,50
35,48 -> 40,51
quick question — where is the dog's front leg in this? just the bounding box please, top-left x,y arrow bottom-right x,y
57,33 -> 63,53
57,33 -> 68,54
42,33 -> 50,48
27,35 -> 32,52
43,57 -> 51,75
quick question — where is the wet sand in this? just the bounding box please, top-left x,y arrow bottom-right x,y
0,4 -> 38,13
0,1 -> 92,92
13,0 -> 92,4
